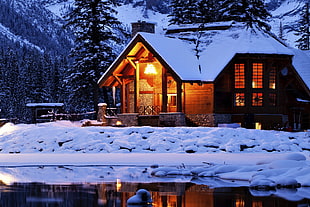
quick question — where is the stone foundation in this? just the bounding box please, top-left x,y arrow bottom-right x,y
185,114 -> 231,127
117,113 -> 139,127
159,112 -> 186,127
138,115 -> 159,126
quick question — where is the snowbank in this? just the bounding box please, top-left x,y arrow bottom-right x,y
0,121 -> 309,191
0,121 -> 308,154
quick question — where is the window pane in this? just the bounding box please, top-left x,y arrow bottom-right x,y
235,64 -> 245,88
252,93 -> 263,106
269,67 -> 276,89
170,95 -> 177,106
269,93 -> 276,106
235,93 -> 245,106
252,63 -> 263,88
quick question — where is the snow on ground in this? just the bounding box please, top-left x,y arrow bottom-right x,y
0,121 -> 309,193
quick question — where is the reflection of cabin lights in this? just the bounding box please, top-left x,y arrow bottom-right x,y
116,179 -> 121,191
0,173 -> 15,185
144,63 -> 157,74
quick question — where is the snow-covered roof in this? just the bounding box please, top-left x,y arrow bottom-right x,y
291,49 -> 310,91
138,23 -> 295,82
138,32 -> 201,81
26,103 -> 64,107
99,22 -> 309,90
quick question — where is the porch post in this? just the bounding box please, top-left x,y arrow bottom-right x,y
134,62 -> 140,113
162,67 -> 167,112
176,80 -> 182,112
121,79 -> 126,113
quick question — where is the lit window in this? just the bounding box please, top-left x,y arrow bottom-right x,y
269,93 -> 276,106
235,198 -> 245,207
235,93 -> 245,106
269,67 -> 276,89
234,64 -> 245,88
252,201 -> 263,207
252,93 -> 263,106
169,95 -> 177,106
252,63 -> 263,88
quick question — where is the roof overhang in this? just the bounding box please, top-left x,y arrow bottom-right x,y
98,33 -> 183,87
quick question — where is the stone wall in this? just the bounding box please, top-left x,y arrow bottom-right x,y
159,112 -> 186,127
138,115 -> 159,126
117,113 -> 139,127
185,114 -> 231,127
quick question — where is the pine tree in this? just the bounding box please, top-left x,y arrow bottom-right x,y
196,0 -> 221,23
221,0 -> 271,30
168,0 -> 186,25
295,3 -> 310,50
64,0 -> 125,113
182,0 -> 199,24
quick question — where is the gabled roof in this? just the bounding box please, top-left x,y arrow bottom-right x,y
291,49 -> 310,92
99,22 -> 309,91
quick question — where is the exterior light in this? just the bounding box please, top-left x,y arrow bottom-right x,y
144,63 -> 157,75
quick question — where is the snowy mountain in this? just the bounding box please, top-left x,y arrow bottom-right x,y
267,0 -> 309,47
0,0 -> 72,54
0,0 -> 307,54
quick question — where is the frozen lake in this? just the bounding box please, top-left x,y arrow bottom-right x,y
1,122 -> 310,205
0,181 -> 309,206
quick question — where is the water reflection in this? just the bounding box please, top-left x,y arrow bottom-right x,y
0,182 -> 309,207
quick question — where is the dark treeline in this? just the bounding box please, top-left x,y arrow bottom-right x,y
0,0 -> 72,122
0,38 -> 70,122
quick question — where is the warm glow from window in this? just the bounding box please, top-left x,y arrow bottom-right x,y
144,63 -> 157,74
255,122 -> 262,129
235,198 -> 245,207
269,67 -> 276,89
252,93 -> 263,106
168,95 -> 177,107
252,63 -> 263,88
116,179 -> 122,191
252,201 -> 263,207
235,64 -> 245,88
235,93 -> 245,106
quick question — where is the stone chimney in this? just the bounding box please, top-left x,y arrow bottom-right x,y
131,21 -> 156,37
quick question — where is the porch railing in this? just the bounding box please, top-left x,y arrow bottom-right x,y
138,105 -> 160,115
106,107 -> 120,117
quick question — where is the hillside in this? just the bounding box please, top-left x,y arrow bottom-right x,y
0,0 -> 307,57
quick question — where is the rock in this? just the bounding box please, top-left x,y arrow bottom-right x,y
127,189 -> 152,206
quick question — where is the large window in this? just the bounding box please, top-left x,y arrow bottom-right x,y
252,63 -> 263,88
235,93 -> 245,106
234,64 -> 245,88
269,67 -> 276,89
252,93 -> 263,106
233,62 -> 278,108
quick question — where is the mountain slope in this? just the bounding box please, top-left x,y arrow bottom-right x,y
0,0 -> 72,55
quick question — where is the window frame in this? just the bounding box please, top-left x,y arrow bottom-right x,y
252,63 -> 263,89
234,63 -> 245,89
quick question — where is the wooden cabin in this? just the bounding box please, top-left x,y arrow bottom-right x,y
98,21 -> 310,129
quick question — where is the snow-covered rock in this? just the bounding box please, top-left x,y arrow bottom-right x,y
127,189 -> 152,206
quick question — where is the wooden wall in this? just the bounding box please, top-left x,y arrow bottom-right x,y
183,83 -> 214,114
